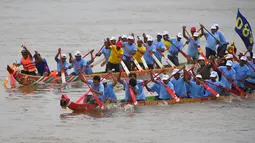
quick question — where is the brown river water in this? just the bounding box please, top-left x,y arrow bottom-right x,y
1,0 -> 255,142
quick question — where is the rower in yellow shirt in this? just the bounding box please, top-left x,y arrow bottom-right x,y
162,31 -> 171,50
107,41 -> 124,72
134,39 -> 146,68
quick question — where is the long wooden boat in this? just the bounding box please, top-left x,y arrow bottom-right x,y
7,65 -> 176,86
60,94 -> 254,112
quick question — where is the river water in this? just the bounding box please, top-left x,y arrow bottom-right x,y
1,0 -> 255,142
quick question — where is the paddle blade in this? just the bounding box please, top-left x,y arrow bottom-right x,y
3,77 -> 8,88
165,87 -> 180,102
9,74 -> 16,88
75,90 -> 90,103
61,71 -> 66,83
203,83 -> 219,97
128,87 -> 137,105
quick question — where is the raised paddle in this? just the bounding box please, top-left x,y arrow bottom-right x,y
71,56 -> 104,108
59,48 -> 66,84
141,56 -> 149,70
211,62 -> 247,97
82,49 -> 94,58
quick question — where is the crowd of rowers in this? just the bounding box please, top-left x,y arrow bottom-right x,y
14,24 -> 255,104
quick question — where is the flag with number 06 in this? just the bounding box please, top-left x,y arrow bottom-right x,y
235,8 -> 254,50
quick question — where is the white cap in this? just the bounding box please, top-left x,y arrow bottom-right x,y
226,54 -> 233,59
196,74 -> 202,79
240,56 -> 247,61
172,69 -> 181,75
211,25 -> 217,29
62,54 -> 67,58
162,75 -> 169,80
122,35 -> 127,39
177,32 -> 183,38
157,32 -> 162,36
226,60 -> 233,66
75,51 -> 81,56
198,55 -> 205,60
163,31 -> 169,35
193,32 -> 199,37
214,24 -> 219,27
147,37 -> 153,41
146,34 -> 151,38
127,36 -> 134,40
110,36 -> 117,41
210,71 -> 218,78
102,79 -> 109,83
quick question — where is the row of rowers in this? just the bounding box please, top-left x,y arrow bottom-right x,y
95,23 -> 231,72
14,24 -> 230,76
82,55 -> 255,104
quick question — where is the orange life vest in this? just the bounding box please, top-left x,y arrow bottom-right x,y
21,56 -> 37,72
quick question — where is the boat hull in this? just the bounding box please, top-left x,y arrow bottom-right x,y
60,94 -> 238,112
7,65 -> 175,86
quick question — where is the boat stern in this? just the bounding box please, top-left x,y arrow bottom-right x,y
7,65 -> 15,74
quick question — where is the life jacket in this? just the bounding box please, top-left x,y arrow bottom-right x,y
21,56 -> 37,72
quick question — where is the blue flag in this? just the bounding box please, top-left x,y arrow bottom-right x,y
235,9 -> 254,50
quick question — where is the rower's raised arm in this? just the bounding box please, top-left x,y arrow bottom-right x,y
182,26 -> 188,40
55,49 -> 60,62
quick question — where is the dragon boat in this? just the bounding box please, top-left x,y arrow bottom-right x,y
60,94 -> 254,112
7,65 -> 177,86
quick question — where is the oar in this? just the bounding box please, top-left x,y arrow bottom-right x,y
141,68 -> 166,85
141,56 -> 149,70
184,28 -> 208,63
120,67 -> 138,105
142,41 -> 164,68
202,26 -> 219,41
71,56 -> 104,108
75,73 -> 110,103
205,80 -> 240,96
157,48 -> 176,67
83,50 -> 94,58
90,44 -> 105,65
59,48 -> 66,84
211,62 -> 246,97
150,70 -> 180,102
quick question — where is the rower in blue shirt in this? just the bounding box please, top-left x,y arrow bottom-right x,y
218,60 -> 236,89
205,71 -> 223,96
232,56 -> 250,90
170,68 -> 188,98
153,33 -> 166,63
150,72 -> 175,100
144,77 -> 161,95
185,74 -> 205,98
122,36 -> 137,71
144,37 -> 157,69
54,49 -> 72,76
96,41 -> 111,72
183,28 -> 201,61
245,56 -> 255,92
69,51 -> 87,75
214,24 -> 229,58
84,76 -> 104,105
200,24 -> 220,58
168,32 -> 183,66
101,73 -> 118,103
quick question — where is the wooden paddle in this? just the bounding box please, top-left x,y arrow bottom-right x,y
71,56 -> 104,108
167,39 -> 190,61
83,50 -> 94,58
205,80 -> 240,96
59,48 -> 66,84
